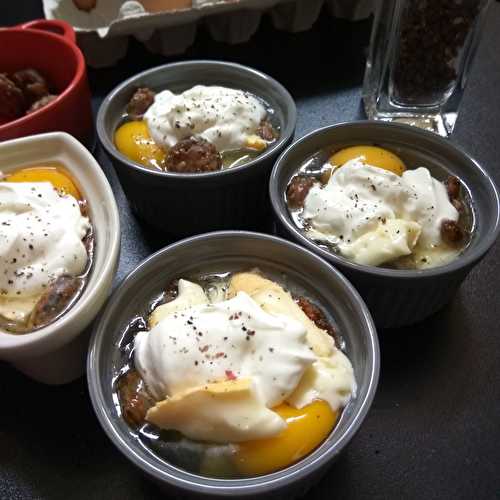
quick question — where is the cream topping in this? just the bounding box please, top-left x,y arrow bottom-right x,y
302,159 -> 459,267
135,291 -> 315,407
0,181 -> 89,322
145,85 -> 267,151
135,275 -> 357,443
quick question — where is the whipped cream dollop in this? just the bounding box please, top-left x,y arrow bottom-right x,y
145,85 -> 267,152
287,350 -> 356,411
135,290 -> 315,407
135,276 -> 357,443
302,159 -> 459,267
0,182 -> 90,321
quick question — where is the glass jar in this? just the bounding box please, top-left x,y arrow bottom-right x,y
363,0 -> 492,136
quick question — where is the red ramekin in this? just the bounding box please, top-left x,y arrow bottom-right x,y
0,19 -> 93,144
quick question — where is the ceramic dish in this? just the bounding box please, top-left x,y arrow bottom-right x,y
270,121 -> 500,328
0,132 -> 120,384
97,60 -> 296,236
0,19 -> 93,145
87,231 -> 379,498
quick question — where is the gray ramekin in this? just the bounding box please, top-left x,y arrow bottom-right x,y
87,231 -> 379,499
270,121 -> 500,329
97,61 -> 296,236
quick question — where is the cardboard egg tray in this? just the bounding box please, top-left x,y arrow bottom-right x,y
43,0 -> 374,67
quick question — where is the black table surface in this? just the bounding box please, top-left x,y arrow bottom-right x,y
1,3 -> 500,500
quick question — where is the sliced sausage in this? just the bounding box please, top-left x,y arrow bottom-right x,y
163,279 -> 179,303
27,95 -> 57,114
451,198 -> 463,213
296,296 -> 336,337
0,74 -> 26,120
127,87 -> 155,120
445,176 -> 461,201
30,275 -> 81,328
257,120 -> 277,142
165,136 -> 222,173
441,219 -> 464,244
287,176 -> 316,209
11,69 -> 50,105
117,370 -> 154,427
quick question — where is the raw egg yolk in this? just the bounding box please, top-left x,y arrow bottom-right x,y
234,400 -> 337,476
5,166 -> 82,200
329,145 -> 406,176
114,121 -> 166,170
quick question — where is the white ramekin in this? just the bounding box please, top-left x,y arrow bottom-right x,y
0,132 -> 120,384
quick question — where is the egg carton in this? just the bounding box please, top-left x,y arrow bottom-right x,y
43,0 -> 374,67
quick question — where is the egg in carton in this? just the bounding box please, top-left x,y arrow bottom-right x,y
43,0 -> 374,68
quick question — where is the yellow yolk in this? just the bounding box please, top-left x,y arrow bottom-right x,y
5,165 -> 82,200
329,145 -> 406,176
114,120 -> 166,170
245,134 -> 267,151
234,400 -> 338,476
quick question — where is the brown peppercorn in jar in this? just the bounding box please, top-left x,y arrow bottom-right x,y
363,0 -> 492,136
390,0 -> 485,107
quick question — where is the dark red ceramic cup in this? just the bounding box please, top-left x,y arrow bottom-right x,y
0,19 -> 93,144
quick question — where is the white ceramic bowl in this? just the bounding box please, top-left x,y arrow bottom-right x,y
0,132 -> 120,384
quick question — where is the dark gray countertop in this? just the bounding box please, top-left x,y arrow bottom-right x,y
1,3 -> 500,500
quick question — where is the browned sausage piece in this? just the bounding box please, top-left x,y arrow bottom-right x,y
441,219 -> 464,245
79,199 -> 89,217
296,296 -> 336,337
26,95 -> 57,114
11,69 -> 50,104
127,87 -> 155,120
30,275 -> 81,328
165,136 -> 222,173
445,176 -> 461,201
451,198 -> 463,213
257,120 -> 277,142
72,0 -> 97,12
0,74 -> 26,120
117,370 -> 154,427
163,280 -> 179,303
286,176 -> 316,209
